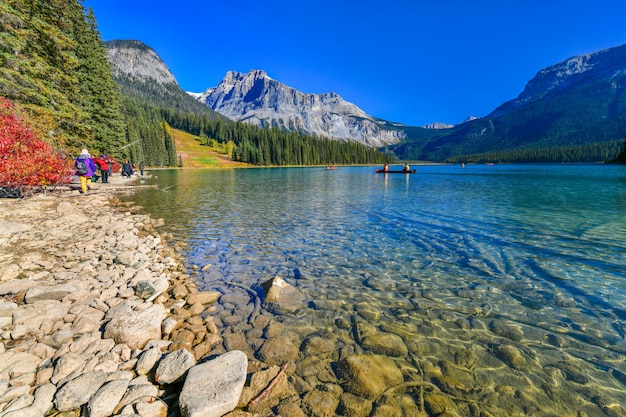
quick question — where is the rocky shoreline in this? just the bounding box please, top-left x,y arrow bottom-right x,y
0,177 -> 287,417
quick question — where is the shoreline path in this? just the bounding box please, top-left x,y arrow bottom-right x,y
0,173 -> 288,417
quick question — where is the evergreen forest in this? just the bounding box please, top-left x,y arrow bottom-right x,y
0,1 -> 391,167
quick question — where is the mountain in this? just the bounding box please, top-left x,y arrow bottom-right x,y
491,45 -> 626,117
389,43 -> 626,162
105,40 -> 226,119
107,38 -> 626,163
194,70 -> 406,147
107,40 -> 177,85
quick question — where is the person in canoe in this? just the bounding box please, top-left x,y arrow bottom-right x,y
402,163 -> 411,172
383,163 -> 389,172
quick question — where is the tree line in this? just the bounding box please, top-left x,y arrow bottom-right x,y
445,140 -> 624,164
159,109 -> 393,166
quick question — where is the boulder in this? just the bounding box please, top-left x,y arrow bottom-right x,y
256,336 -> 299,365
87,379 -> 130,417
179,350 -> 248,417
154,349 -> 196,384
335,355 -> 403,400
104,304 -> 165,349
54,371 -> 107,412
24,284 -> 76,303
186,291 -> 221,305
360,333 -> 408,357
135,347 -> 163,376
261,276 -> 303,314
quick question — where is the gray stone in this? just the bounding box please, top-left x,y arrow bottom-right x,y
51,352 -> 85,385
135,399 -> 168,417
179,350 -> 248,417
136,280 -> 158,299
0,300 -> 18,317
54,370 -> 107,412
0,393 -> 34,414
117,383 -> 159,410
0,385 -> 30,404
154,349 -> 196,384
136,347 -> 163,376
87,378 -> 130,417
104,304 -> 165,349
32,383 -> 56,415
24,284 -> 76,303
0,351 -> 41,380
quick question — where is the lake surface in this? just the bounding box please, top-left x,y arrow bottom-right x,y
127,164 -> 626,416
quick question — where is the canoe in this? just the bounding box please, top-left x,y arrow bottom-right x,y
375,169 -> 416,174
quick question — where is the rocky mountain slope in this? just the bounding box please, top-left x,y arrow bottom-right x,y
390,43 -> 626,161
107,40 -> 177,85
105,40 -> 225,120
491,43 -> 626,117
194,70 -> 406,147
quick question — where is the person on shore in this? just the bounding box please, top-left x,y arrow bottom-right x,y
93,154 -> 109,184
121,160 -> 134,177
140,162 -> 145,176
74,149 -> 97,194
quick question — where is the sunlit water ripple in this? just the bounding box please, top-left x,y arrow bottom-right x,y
126,164 -> 626,416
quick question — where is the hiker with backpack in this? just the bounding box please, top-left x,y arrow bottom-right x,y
93,154 -> 110,184
74,149 -> 97,194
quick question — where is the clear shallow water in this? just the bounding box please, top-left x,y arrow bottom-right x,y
128,164 -> 626,416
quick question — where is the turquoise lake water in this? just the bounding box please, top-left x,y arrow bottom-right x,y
128,164 -> 626,416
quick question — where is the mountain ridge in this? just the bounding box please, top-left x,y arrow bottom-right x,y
106,38 -> 626,162
194,69 -> 406,147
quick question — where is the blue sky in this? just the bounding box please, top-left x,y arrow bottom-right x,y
83,0 -> 626,126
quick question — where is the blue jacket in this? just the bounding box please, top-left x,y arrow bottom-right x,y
75,156 -> 97,177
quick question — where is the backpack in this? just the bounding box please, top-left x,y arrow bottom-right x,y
76,159 -> 88,175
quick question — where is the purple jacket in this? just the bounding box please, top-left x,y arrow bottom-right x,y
75,156 -> 97,177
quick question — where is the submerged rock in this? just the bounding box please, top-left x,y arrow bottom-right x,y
492,344 -> 527,371
261,276 -> 303,314
360,333 -> 408,357
335,354 -> 403,400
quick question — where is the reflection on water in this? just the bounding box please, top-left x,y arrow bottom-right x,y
126,164 -> 626,416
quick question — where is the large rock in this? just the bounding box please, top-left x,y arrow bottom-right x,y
136,347 -> 163,376
86,379 -> 130,417
335,355 -> 403,400
24,284 -> 77,303
104,304 -> 165,349
154,349 -> 196,384
186,291 -> 220,305
54,371 -> 107,412
261,276 -> 303,314
360,333 -> 408,357
179,350 -> 248,417
256,336 -> 299,366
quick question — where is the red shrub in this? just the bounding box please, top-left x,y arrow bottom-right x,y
0,98 -> 73,194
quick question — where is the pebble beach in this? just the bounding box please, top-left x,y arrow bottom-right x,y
0,175 -> 289,417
